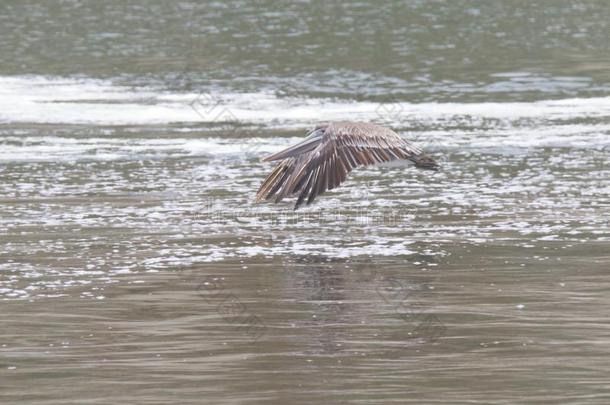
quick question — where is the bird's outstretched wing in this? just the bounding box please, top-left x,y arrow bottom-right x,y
288,122 -> 423,208
256,122 -> 430,209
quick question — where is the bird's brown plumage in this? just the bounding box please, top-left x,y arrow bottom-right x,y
256,121 -> 438,209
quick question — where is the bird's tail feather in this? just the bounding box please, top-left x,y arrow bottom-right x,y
255,156 -> 311,203
255,159 -> 294,202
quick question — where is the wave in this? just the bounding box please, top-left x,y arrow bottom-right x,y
0,75 -> 609,162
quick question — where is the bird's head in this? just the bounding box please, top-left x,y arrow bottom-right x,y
313,123 -> 329,133
303,124 -> 327,140
414,153 -> 440,171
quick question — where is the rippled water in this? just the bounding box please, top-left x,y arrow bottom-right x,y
1,1 -> 609,404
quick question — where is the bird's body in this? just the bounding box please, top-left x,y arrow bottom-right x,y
256,121 -> 438,209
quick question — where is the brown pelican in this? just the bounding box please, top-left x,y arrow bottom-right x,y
256,121 -> 439,209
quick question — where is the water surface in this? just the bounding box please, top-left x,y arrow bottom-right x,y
1,1 -> 609,403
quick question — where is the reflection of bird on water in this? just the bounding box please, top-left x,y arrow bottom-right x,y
256,121 -> 439,209
284,255 -> 347,355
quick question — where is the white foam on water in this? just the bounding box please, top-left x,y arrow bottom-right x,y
0,135 -> 287,162
1,75 -> 609,162
3,75 -> 610,125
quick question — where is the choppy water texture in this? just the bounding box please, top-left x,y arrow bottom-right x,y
1,1 -> 609,404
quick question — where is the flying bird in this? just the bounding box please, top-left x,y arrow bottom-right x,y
255,121 -> 439,209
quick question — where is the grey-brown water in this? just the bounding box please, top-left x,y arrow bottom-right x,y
1,1 -> 609,403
